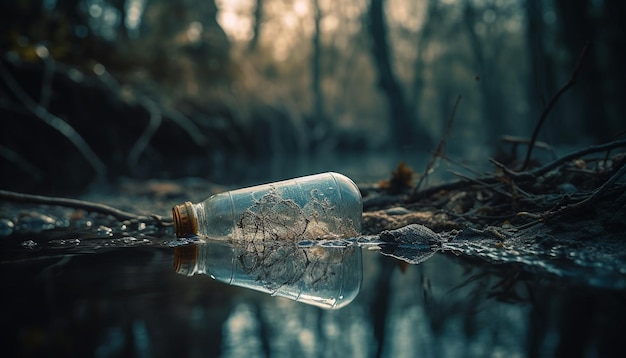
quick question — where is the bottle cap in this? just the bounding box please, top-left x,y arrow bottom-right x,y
173,244 -> 199,276
172,201 -> 198,238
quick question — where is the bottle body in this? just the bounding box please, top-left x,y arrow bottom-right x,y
174,172 -> 362,242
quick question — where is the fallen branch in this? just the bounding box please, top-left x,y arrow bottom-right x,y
544,156 -> 626,220
495,138 -> 626,181
0,189 -> 172,226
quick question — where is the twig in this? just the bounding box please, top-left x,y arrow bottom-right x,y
544,159 -> 626,220
129,95 -> 162,172
0,60 -> 107,178
407,138 -> 626,205
93,66 -> 165,173
441,152 -> 484,175
505,138 -> 626,181
602,130 -> 625,169
406,179 -> 472,203
500,135 -> 557,160
95,65 -> 208,166
449,170 -> 512,199
521,42 -> 592,170
413,95 -> 461,194
0,189 -> 172,226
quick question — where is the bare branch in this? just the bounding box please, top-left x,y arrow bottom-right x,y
163,107 -> 208,146
521,42 -> 592,170
129,95 -> 162,172
412,95 -> 461,195
0,60 -> 107,178
505,138 -> 626,181
544,158 -> 626,220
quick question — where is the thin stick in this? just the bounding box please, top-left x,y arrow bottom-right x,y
449,170 -> 512,199
128,95 -> 162,173
407,138 -> 626,203
521,42 -> 591,170
508,138 -> 626,181
0,189 -> 172,226
413,95 -> 461,194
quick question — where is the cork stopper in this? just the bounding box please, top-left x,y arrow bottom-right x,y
172,201 -> 198,238
173,244 -> 199,276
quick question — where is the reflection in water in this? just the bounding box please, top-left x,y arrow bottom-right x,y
174,239 -> 362,309
2,242 -> 625,357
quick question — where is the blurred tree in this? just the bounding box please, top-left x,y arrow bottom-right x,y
310,0 -> 330,145
524,0 -> 552,109
248,0 -> 264,52
553,0 -> 607,142
409,0 -> 436,119
0,0 -> 240,192
527,0 -> 625,143
367,0 -> 431,150
462,0 -> 507,142
601,0 -> 626,136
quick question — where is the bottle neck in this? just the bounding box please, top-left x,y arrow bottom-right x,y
172,201 -> 199,238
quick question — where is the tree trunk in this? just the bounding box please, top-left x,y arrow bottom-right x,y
462,0 -> 505,142
553,0 -> 608,142
367,0 -> 430,150
310,0 -> 329,144
248,0 -> 264,52
410,0 -> 436,118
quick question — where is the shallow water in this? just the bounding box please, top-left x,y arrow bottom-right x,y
2,226 -> 625,357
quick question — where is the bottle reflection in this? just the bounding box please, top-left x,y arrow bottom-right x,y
174,240 -> 362,309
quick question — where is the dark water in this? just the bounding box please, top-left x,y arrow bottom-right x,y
2,227 -> 625,357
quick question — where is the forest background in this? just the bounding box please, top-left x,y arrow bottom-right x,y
1,0 -> 624,193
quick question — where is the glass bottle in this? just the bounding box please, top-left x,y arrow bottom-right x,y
171,172 -> 363,308
172,172 -> 362,242
174,240 -> 362,309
